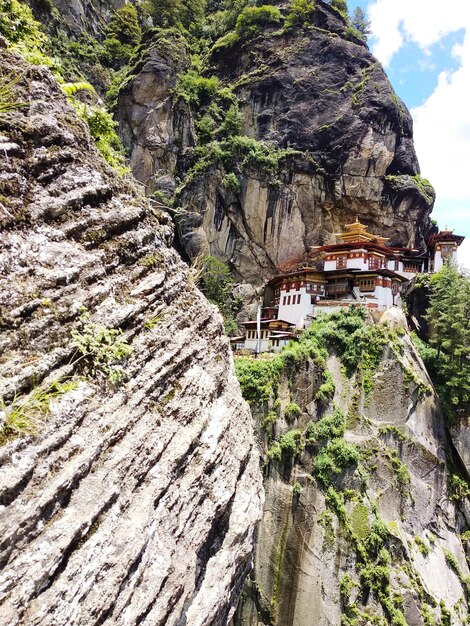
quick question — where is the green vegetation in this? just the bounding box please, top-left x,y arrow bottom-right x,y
329,0 -> 348,18
235,5 -> 283,38
313,438 -> 360,485
103,4 -> 142,67
0,72 -> 27,115
0,379 -> 78,446
71,309 -> 133,384
76,104 -> 128,173
424,263 -> 470,419
0,0 -> 53,66
411,175 -> 434,204
414,536 -> 430,557
144,0 -> 207,30
0,0 -> 128,174
351,6 -> 371,39
285,0 -> 316,30
315,370 -> 335,403
284,402 -> 302,422
449,474 -> 470,502
200,256 -> 242,335
378,425 -> 408,442
305,407 -> 346,443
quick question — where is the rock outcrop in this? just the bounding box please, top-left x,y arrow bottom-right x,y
231,310 -> 470,626
117,1 -> 435,288
0,51 -> 263,625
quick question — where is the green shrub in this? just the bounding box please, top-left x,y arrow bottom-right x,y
176,70 -> 222,105
315,370 -> 335,402
0,0 -> 52,66
71,309 -> 132,383
235,357 -> 283,404
220,102 -> 243,136
221,172 -> 241,192
200,256 -> 242,335
305,407 -> 345,443
314,438 -> 359,485
450,474 -> 470,502
279,429 -> 303,458
235,5 -> 283,38
285,0 -> 315,29
284,402 -> 302,422
293,481 -> 302,497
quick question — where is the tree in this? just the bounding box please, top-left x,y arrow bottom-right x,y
103,4 -> 142,66
201,257 -> 242,335
351,6 -> 371,38
425,262 -> 470,418
144,0 -> 206,30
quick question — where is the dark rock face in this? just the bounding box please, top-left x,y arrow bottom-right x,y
0,51 -> 262,626
117,1 -> 434,288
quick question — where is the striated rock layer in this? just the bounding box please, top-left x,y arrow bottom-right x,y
0,51 -> 263,625
117,1 -> 435,288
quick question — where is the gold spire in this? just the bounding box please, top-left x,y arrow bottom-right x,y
334,220 -> 389,245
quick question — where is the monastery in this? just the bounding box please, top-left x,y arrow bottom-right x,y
236,220 -> 464,354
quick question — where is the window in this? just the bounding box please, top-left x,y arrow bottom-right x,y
283,296 -> 286,305
336,255 -> 347,269
297,294 -> 301,304
358,278 -> 375,292
287,296 -> 291,305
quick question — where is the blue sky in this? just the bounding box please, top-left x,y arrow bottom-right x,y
346,0 -> 470,267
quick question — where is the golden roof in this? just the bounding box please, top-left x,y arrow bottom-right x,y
335,219 -> 390,245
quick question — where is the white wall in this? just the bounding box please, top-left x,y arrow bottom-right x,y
346,256 -> 368,270
244,337 -> 271,352
277,288 -> 314,328
434,250 -> 444,272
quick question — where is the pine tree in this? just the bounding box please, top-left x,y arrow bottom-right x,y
351,6 -> 371,38
103,4 -> 142,66
425,262 -> 470,417
106,4 -> 141,46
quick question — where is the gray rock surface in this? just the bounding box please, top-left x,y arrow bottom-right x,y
116,1 -> 435,285
0,51 -> 263,625
231,323 -> 469,626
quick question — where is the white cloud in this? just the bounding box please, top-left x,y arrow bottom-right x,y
368,0 -> 469,67
366,0 -> 470,241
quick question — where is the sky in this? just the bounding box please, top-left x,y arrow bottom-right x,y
346,0 -> 470,268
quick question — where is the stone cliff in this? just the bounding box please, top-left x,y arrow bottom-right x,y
117,0 -> 435,290
231,309 -> 470,626
0,50 -> 263,625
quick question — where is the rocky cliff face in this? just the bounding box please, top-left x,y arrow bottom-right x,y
231,309 -> 470,626
27,0 -> 124,38
117,1 -> 435,290
0,50 -> 262,625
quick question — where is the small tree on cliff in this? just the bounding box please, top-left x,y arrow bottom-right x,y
103,4 -> 142,66
351,6 -> 371,38
425,262 -> 470,418
144,0 -> 206,30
